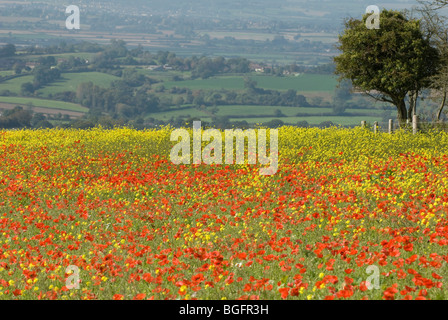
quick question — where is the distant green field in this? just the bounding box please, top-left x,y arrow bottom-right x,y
148,104 -> 384,126
0,97 -> 88,113
252,74 -> 338,91
137,69 -> 190,82
0,71 -> 15,77
0,75 -> 34,94
161,74 -> 338,92
150,105 -> 384,119
234,116 -> 382,126
148,107 -> 210,120
37,72 -> 120,96
48,53 -> 94,60
18,52 -> 95,62
161,76 -> 244,90
215,105 -> 333,117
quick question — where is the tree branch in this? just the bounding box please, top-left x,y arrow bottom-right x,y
363,91 -> 394,104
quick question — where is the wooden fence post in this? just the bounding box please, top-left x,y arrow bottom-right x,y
374,121 -> 378,133
389,119 -> 393,134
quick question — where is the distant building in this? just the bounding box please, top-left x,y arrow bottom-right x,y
25,61 -> 39,69
250,63 -> 268,73
147,65 -> 163,71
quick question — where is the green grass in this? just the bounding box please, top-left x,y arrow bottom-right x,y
1,72 -> 119,96
0,71 -> 15,77
148,104 -> 384,127
0,75 -> 34,94
214,105 -> 333,117
234,116 -> 382,126
37,72 -> 120,96
251,74 -> 338,91
147,107 -> 210,120
138,69 -> 190,82
17,52 -> 95,62
161,74 -> 338,92
150,105 -> 385,120
0,97 -> 88,113
161,76 -> 244,90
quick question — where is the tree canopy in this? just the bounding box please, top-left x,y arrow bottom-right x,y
334,9 -> 440,123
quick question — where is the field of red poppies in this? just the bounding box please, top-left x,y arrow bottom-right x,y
1,126 -> 448,300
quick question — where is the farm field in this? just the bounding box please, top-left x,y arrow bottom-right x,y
36,72 -> 121,97
214,106 -> 384,117
200,31 -> 338,44
0,71 -> 15,77
0,75 -> 34,94
0,96 -> 88,113
215,106 -> 333,117
231,116 -> 382,126
24,53 -> 96,61
150,105 -> 385,126
161,74 -> 338,92
0,127 -> 447,300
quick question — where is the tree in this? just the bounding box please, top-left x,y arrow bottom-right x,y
13,62 -> 23,75
265,119 -> 284,128
274,109 -> 284,117
21,82 -> 35,96
0,106 -> 32,128
243,77 -> 257,93
416,1 -> 448,120
0,44 -> 16,57
425,0 -> 448,8
38,56 -> 56,67
332,79 -> 352,114
332,99 -> 347,115
334,10 -> 440,124
33,66 -> 61,89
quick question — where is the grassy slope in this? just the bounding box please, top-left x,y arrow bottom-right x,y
37,72 -> 120,96
0,75 -> 34,94
234,116 -> 382,125
0,96 -> 88,112
149,104 -> 385,126
160,74 -> 338,92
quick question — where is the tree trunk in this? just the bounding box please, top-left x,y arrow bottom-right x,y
414,91 -> 418,117
437,91 -> 447,121
408,99 -> 414,120
396,99 -> 408,126
407,91 -> 418,120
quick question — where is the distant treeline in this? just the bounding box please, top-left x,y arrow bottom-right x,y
42,74 -> 311,118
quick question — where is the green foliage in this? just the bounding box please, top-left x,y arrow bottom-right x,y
0,44 -> 16,58
332,79 -> 352,114
33,66 -> 61,89
334,9 -> 440,122
0,106 -> 32,128
21,82 -> 34,96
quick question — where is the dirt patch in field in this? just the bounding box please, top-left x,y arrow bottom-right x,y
0,103 -> 84,119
